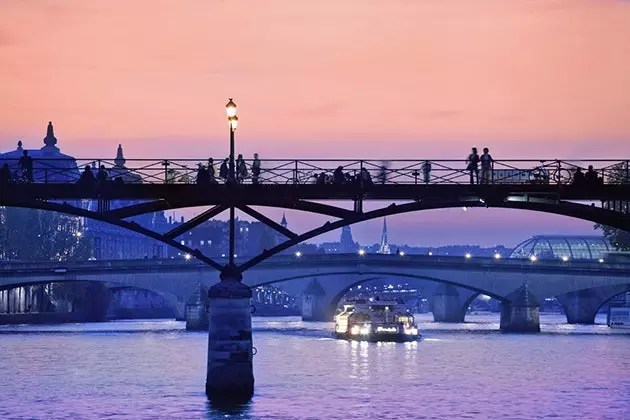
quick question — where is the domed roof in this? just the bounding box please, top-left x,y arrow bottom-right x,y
0,122 -> 79,182
509,235 -> 611,261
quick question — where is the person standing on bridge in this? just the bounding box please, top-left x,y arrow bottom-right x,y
252,153 -> 261,184
219,158 -> 228,182
97,165 -> 109,185
480,148 -> 493,184
236,154 -> 248,183
466,147 -> 480,184
18,150 -> 33,183
207,158 -> 217,183
422,160 -> 432,184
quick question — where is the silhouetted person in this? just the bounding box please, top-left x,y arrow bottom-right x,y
236,154 -> 248,183
480,148 -> 493,184
252,153 -> 261,184
18,150 -> 33,182
422,160 -> 432,184
97,165 -> 109,185
585,165 -> 598,186
207,158 -> 217,183
219,158 -> 228,181
572,167 -> 585,186
333,166 -> 345,185
466,147 -> 480,184
378,162 -> 388,184
196,164 -> 209,185
78,165 -> 96,186
316,172 -> 326,185
0,164 -> 11,185
360,168 -> 373,186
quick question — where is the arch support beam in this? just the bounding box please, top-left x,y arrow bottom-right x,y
15,200 -> 224,271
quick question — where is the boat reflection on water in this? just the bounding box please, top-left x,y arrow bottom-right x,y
334,299 -> 420,342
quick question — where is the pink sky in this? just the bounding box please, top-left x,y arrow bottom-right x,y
1,0 -> 630,247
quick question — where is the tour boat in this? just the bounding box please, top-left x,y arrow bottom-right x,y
333,299 -> 420,341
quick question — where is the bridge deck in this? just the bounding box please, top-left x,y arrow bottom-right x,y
1,255 -> 629,279
3,183 -> 630,203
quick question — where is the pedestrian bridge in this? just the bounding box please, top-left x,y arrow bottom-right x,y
1,254 -> 629,326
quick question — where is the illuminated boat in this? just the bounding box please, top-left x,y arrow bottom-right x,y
333,299 -> 420,342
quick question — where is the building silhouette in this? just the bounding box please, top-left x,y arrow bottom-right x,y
0,122 -> 169,260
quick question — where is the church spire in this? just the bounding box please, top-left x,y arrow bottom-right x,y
280,212 -> 287,228
114,144 -> 126,167
378,217 -> 391,254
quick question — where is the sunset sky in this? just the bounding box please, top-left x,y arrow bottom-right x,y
1,0 -> 630,247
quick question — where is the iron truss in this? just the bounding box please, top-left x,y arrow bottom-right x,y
1,183 -> 630,274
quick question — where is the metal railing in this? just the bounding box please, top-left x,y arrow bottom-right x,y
1,158 -> 629,186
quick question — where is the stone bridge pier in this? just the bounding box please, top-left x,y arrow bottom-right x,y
555,285 -> 630,324
500,283 -> 540,333
430,284 -> 478,323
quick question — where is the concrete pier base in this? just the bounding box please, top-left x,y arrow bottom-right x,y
301,278 -> 330,321
206,267 -> 254,403
500,283 -> 540,333
431,284 -> 468,323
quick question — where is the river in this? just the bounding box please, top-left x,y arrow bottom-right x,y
0,314 -> 628,419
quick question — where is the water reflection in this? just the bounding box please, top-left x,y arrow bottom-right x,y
0,314 -> 628,419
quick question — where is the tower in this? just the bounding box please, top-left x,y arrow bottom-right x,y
340,225 -> 357,253
378,217 -> 391,254
280,213 -> 288,229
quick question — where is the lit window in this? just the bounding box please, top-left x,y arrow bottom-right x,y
200,240 -> 205,246
180,240 -> 185,245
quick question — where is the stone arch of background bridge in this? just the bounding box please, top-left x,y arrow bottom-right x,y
5,196 -> 630,271
246,271 -> 508,322
105,285 -> 185,320
0,276 -> 191,321
556,284 -> 630,324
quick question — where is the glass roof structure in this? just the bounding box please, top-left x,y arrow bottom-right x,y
509,235 -> 611,261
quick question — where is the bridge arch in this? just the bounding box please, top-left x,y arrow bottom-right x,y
106,285 -> 184,320
593,287 -> 630,322
0,277 -> 185,319
556,284 -> 630,324
248,270 -> 508,322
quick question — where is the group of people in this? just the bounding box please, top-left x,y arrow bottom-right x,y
77,164 -> 125,186
0,150 -> 34,184
0,149 -> 610,189
571,165 -> 603,187
314,166 -> 374,186
466,147 -> 494,185
194,153 -> 261,185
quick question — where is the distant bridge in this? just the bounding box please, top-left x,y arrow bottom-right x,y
1,254 -> 629,325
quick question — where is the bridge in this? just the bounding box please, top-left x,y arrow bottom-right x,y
2,128 -> 630,402
1,254 -> 629,329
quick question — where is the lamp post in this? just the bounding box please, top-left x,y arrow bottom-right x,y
226,98 -> 238,184
226,99 -> 238,266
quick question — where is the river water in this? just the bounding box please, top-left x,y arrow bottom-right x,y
0,314 -> 628,420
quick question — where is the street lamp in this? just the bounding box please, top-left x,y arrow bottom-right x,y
226,98 -> 238,184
